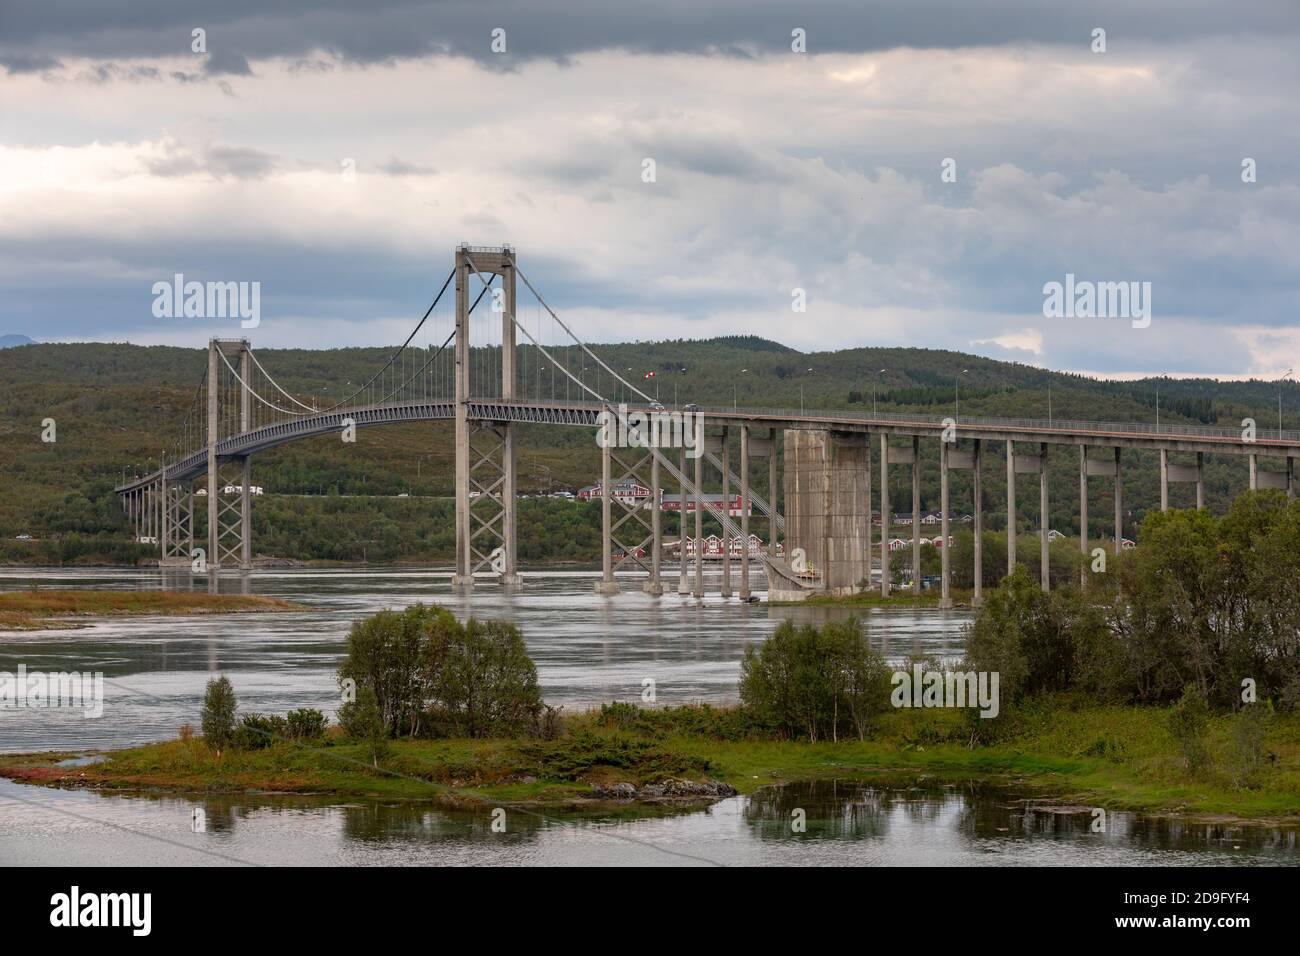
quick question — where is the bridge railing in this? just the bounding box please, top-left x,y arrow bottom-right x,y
512,398 -> 1300,445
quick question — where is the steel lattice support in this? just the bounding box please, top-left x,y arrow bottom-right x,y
210,458 -> 251,570
162,482 -> 194,564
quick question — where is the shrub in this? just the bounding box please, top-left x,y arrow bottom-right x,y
1167,685 -> 1211,775
234,713 -> 287,750
339,686 -> 388,767
1227,704 -> 1271,789
337,603 -> 544,740
739,619 -> 891,742
177,723 -> 194,743
286,707 -> 328,740
201,676 -> 237,755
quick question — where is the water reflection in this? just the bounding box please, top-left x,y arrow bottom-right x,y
3,777 -> 1294,866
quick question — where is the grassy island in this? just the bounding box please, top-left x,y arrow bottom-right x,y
3,701 -> 1299,822
0,589 -> 306,630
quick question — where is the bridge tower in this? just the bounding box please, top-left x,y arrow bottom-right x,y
452,245 -> 519,588
206,338 -> 254,571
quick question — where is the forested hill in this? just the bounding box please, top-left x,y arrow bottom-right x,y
0,337 -> 1293,564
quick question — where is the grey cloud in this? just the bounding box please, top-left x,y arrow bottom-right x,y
143,143 -> 279,180
377,156 -> 438,176
3,1 -> 1298,70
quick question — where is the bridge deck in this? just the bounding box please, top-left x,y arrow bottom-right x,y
115,399 -> 1300,494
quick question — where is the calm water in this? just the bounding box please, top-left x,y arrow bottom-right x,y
2,777 -> 1294,867
0,565 -> 965,752
1,566 -> 1297,866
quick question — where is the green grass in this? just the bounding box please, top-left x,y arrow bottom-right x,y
5,699 -> 1298,821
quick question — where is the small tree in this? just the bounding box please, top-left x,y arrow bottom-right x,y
340,686 -> 388,767
1168,684 -> 1211,775
201,676 -> 237,756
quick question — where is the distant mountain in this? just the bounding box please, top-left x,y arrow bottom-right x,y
0,334 -> 35,348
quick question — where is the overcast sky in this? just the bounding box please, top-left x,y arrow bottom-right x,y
1,1 -> 1298,377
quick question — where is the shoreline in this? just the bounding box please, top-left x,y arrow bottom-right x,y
4,701 -> 1298,826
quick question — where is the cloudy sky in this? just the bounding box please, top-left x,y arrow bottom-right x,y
2,1 -> 1298,377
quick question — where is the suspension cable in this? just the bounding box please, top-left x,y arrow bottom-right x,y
321,267 -> 455,411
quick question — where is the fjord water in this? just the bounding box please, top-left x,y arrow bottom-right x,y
1,567 -> 1296,866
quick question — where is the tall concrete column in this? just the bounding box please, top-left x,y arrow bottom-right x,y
1196,452 -> 1204,509
1160,449 -> 1169,512
1039,442 -> 1049,592
720,427 -> 732,597
499,251 -> 519,585
1079,445 -> 1088,589
160,468 -> 169,558
768,429 -> 778,561
739,426 -> 751,601
863,430 -> 872,591
677,445 -> 689,595
1249,453 -> 1258,491
207,339 -> 219,570
880,433 -> 890,597
1290,457 -> 1295,501
644,449 -> 663,595
1006,440 -> 1016,579
239,347 -> 252,570
911,435 -> 920,594
1114,447 -> 1123,556
972,439 -> 983,607
939,440 -> 951,608
693,438 -> 704,597
452,252 -> 473,589
595,421 -> 618,595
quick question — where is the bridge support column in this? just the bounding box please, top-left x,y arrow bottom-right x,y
1079,445 -> 1088,589
677,446 -> 689,594
783,429 -> 870,595
1006,440 -> 1016,580
1039,443 -> 1049,592
720,427 -> 732,598
1160,449 -> 1169,512
911,436 -> 920,595
973,439 -> 983,607
1249,453 -> 1258,491
768,428 -> 779,562
207,340 -> 219,570
1114,447 -> 1123,556
939,439 -> 951,608
643,450 -> 663,596
1197,452 -> 1205,509
1290,457 -> 1295,501
739,426 -> 751,600
240,458 -> 252,570
693,439 -> 704,598
595,416 -> 619,595
452,251 -> 473,590
880,433 -> 890,597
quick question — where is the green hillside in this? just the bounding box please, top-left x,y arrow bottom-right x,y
0,338 -> 1294,565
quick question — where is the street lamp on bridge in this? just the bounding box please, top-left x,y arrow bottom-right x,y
956,368 -> 969,423
1280,368 -> 1293,438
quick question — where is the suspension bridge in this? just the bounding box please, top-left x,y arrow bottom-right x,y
116,245 -> 1300,603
